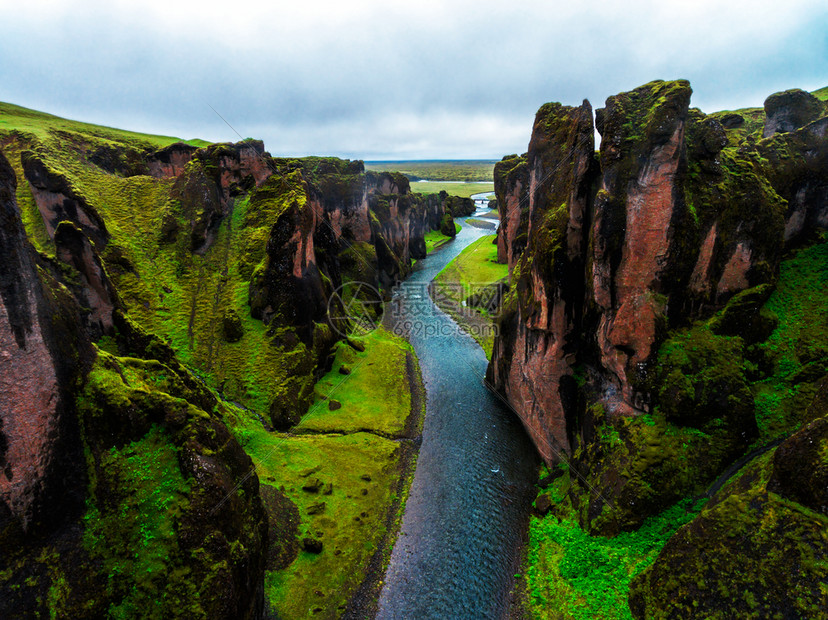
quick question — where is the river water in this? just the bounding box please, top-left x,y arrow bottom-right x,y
375,206 -> 538,619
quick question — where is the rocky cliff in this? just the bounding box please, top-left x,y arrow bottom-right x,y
0,104 -> 452,617
490,80 -> 828,616
490,79 -> 825,466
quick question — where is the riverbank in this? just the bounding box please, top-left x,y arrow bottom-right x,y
432,233 -> 507,359
223,327 -> 426,618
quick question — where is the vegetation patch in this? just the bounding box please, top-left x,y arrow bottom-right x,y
526,476 -> 704,620
223,326 -> 424,618
754,236 -> 828,440
295,328 -> 416,437
364,160 -> 495,182
433,234 -> 508,357
424,227 -> 455,254
409,181 -> 494,197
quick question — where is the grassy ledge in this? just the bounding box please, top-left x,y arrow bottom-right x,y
432,234 -> 508,358
424,227 -> 455,254
223,326 -> 425,618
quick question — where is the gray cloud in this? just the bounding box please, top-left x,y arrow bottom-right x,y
1,0 -> 826,159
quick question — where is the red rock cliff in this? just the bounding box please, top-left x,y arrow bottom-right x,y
488,80 -> 812,465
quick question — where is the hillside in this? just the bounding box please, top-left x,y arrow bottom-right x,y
0,101 -> 472,617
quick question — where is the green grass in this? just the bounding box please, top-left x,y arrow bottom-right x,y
434,234 -> 507,297
0,100 -> 208,148
811,86 -> 828,101
424,228 -> 455,254
295,328 -> 415,436
223,325 -> 423,618
226,424 -> 403,618
364,160 -> 495,182
526,489 -> 705,620
409,181 -> 494,198
433,234 -> 507,357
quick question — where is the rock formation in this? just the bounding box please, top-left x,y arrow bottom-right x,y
488,100 -> 596,461
491,80 -> 828,616
0,100 -> 459,617
0,150 -> 90,536
488,79 -> 823,467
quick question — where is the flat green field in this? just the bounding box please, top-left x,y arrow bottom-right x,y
409,181 -> 494,198
225,326 -> 423,618
364,160 -> 496,182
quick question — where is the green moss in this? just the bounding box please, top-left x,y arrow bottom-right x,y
707,107 -> 766,145
629,450 -> 828,618
295,328 -> 415,436
754,236 -> 828,439
652,324 -> 755,432
526,495 -> 704,620
81,426 -> 195,618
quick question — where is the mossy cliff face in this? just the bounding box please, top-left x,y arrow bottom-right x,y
0,150 -> 268,618
489,79 -> 813,466
758,114 -> 828,245
493,153 -> 529,268
408,192 -> 444,258
487,101 -> 596,462
762,88 -> 827,138
493,81 -> 828,616
490,80 -> 826,511
0,105 -> 445,616
0,151 -> 91,537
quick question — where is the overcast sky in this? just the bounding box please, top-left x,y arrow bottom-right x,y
1,0 -> 826,159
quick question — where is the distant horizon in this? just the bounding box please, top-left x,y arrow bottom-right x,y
2,0 -> 825,159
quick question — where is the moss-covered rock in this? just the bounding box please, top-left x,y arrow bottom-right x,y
767,414 -> 828,514
0,102 -> 439,618
763,88 -> 826,138
75,350 -> 268,619
629,447 -> 828,619
439,211 -> 456,237
493,153 -> 529,268
222,308 -> 244,342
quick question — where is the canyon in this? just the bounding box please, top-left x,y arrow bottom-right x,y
1,78 -> 827,619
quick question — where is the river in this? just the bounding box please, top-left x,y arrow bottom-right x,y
375,207 -> 538,619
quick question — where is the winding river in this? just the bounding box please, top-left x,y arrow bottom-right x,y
375,205 -> 539,619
